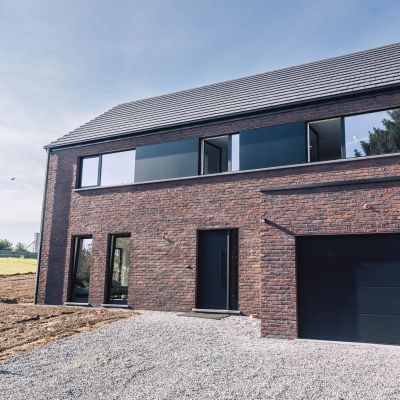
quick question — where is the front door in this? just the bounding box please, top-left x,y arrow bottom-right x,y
197,230 -> 238,310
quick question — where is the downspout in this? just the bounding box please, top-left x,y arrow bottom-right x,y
34,148 -> 51,304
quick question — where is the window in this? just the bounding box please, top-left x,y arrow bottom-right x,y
239,122 -> 306,170
80,156 -> 99,187
201,134 -> 239,175
107,235 -> 131,304
135,138 -> 199,182
79,150 -> 135,188
100,150 -> 135,186
307,109 -> 400,161
70,237 -> 92,303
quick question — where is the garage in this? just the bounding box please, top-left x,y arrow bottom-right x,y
297,234 -> 400,345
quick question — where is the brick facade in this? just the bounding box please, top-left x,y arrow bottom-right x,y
37,90 -> 400,338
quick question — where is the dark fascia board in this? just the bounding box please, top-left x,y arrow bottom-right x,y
45,84 -> 400,151
260,175 -> 400,193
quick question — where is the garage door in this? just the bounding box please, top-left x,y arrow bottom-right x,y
297,234 -> 400,345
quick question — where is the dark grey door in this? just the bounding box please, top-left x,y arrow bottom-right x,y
197,230 -> 238,310
297,234 -> 400,345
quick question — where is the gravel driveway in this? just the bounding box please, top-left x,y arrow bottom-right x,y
1,311 -> 400,400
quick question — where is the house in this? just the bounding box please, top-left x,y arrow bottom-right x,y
36,42 -> 400,345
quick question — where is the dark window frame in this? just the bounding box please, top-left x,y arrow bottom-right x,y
78,148 -> 136,189
306,107 -> 400,162
68,235 -> 93,303
105,233 -> 131,305
202,141 -> 222,174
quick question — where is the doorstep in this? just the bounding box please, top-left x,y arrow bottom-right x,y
101,304 -> 130,309
192,308 -> 241,315
64,302 -> 91,307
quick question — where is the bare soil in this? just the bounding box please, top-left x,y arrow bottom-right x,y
0,274 -> 136,361
0,273 -> 35,303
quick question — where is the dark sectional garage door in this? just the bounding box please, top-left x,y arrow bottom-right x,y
297,234 -> 400,345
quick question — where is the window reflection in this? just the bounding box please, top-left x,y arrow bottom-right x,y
107,236 -> 130,304
70,237 -> 92,303
101,150 -> 135,186
80,156 -> 99,187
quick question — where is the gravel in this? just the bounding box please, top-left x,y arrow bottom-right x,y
1,311 -> 400,400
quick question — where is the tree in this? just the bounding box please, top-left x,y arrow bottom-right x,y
0,239 -> 13,251
14,242 -> 28,256
355,109 -> 400,157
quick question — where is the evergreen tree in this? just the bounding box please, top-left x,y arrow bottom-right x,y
355,109 -> 400,156
0,239 -> 13,251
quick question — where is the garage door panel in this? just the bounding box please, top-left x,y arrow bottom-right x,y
300,311 -> 400,344
300,261 -> 400,287
297,234 -> 400,345
301,287 -> 400,315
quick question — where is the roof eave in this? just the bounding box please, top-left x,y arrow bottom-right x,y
45,83 -> 400,151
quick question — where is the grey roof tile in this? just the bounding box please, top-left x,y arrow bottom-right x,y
48,42 -> 400,148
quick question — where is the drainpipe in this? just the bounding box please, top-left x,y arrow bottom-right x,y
34,148 -> 50,304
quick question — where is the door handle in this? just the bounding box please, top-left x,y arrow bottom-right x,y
220,251 -> 223,287
220,251 -> 227,288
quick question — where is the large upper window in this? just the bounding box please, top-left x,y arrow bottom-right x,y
79,150 -> 135,188
239,122 -> 306,170
135,138 -> 199,182
76,109 -> 400,189
308,109 -> 400,162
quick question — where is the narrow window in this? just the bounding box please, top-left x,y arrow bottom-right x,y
201,134 -> 239,175
70,237 -> 92,303
80,156 -> 100,187
106,235 -> 131,304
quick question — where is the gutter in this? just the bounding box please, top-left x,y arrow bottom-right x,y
34,149 -> 51,304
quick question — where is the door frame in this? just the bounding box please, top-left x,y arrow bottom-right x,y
105,232 -> 131,305
68,235 -> 93,303
195,228 -> 239,312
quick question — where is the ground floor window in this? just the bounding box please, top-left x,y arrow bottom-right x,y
106,234 -> 131,304
70,236 -> 92,303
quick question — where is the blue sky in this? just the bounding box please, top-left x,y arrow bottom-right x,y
0,0 -> 399,244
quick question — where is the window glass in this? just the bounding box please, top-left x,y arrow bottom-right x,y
345,109 -> 400,158
107,236 -> 130,304
239,122 -> 306,170
203,136 -> 230,174
202,134 -> 239,175
101,150 -> 135,186
308,109 -> 400,162
135,138 -> 199,182
70,237 -> 92,303
80,156 -> 99,187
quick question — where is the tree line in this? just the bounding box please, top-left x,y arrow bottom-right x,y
0,239 -> 32,257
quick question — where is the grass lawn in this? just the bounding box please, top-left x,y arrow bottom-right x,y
0,257 -> 37,275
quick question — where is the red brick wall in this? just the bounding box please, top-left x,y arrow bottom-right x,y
37,90 -> 400,337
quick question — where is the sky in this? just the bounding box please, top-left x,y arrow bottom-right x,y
0,0 -> 399,245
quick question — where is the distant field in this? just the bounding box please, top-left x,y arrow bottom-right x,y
0,258 -> 36,275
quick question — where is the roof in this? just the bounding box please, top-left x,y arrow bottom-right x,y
48,42 -> 400,149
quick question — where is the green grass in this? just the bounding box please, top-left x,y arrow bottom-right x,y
0,257 -> 37,275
